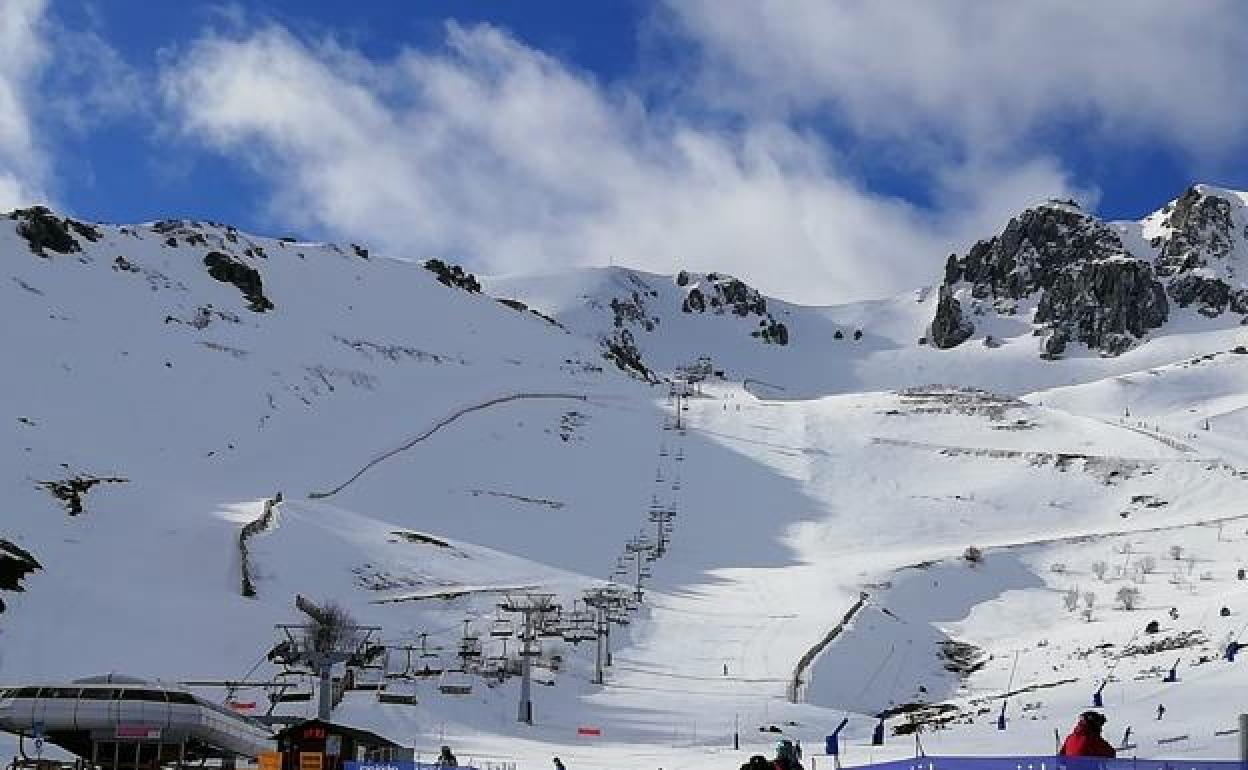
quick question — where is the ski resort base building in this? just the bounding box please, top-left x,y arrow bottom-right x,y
0,675 -> 274,770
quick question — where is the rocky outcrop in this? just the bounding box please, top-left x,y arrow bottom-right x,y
601,329 -> 656,382
1034,259 -> 1168,356
204,251 -> 275,312
1152,186 -> 1248,317
0,538 -> 41,615
1168,274 -> 1248,317
679,272 -> 790,345
424,258 -> 481,293
930,285 -> 973,349
11,206 -> 100,256
1154,186 -> 1238,276
932,203 -> 1169,357
37,474 -> 129,516
679,273 -> 768,317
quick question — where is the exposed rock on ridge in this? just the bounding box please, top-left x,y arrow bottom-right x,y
931,202 -> 1170,357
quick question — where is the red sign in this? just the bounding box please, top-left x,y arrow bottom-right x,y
116,725 -> 162,740
226,701 -> 257,712
576,727 -> 601,737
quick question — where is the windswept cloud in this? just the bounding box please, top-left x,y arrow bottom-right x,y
0,0 -> 144,212
160,21 -> 1079,303
663,0 -> 1248,159
0,0 -> 51,209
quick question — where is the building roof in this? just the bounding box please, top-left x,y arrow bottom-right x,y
274,719 -> 400,748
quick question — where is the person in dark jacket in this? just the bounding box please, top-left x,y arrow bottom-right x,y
773,739 -> 804,770
435,745 -> 458,766
739,756 -> 771,770
1058,711 -> 1116,758
552,757 -> 566,770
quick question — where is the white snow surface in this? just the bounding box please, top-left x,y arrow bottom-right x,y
2,208 -> 1248,769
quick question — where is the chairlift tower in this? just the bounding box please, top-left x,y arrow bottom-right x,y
274,595 -> 381,720
499,592 -> 556,724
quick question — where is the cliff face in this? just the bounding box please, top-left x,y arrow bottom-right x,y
929,186 -> 1248,358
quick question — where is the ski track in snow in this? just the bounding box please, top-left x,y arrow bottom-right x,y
308,392 -> 590,499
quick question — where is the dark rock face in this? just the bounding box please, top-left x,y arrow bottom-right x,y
1155,187 -> 1236,277
12,206 -> 83,256
37,474 -> 128,516
957,205 -> 1129,302
601,329 -> 655,382
932,204 -> 1169,356
678,272 -> 790,345
1035,259 -> 1169,356
1168,274 -> 1248,317
930,285 -> 973,349
679,273 -> 768,317
1153,187 -> 1247,317
0,538 -> 41,615
424,258 -> 481,293
204,251 -> 274,312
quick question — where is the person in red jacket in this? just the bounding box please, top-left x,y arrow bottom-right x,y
1058,711 -> 1116,758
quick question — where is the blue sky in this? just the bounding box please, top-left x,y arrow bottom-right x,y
5,0 -> 1248,302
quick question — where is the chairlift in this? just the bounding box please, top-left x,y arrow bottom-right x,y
270,690 -> 313,703
378,692 -> 418,706
490,617 -> 516,638
659,445 -> 669,458
413,662 -> 444,678
438,671 -> 474,696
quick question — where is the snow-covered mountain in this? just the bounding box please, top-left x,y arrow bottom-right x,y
3,188 -> 1248,769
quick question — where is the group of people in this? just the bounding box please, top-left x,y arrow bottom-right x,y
740,738 -> 804,770
436,747 -> 568,769
436,711 -> 1115,770
734,712 -> 1117,770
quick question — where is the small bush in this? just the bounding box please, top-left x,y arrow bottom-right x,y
1116,585 -> 1141,610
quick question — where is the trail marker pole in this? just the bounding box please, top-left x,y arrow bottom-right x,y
1238,714 -> 1248,768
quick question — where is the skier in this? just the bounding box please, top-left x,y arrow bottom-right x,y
552,757 -> 566,770
1058,711 -> 1116,758
1156,704 -> 1166,720
773,738 -> 804,770
435,745 -> 458,767
739,756 -> 771,770
724,662 -> 729,676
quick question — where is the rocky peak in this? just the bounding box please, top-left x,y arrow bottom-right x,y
931,203 -> 1169,357
1150,186 -> 1248,317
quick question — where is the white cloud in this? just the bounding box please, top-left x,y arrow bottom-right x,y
662,0 -> 1248,159
160,21 -> 1083,303
0,0 -> 51,210
0,0 -> 142,212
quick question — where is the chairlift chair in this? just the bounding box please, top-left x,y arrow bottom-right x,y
438,671 -> 474,696
490,617 -> 516,638
270,690 -> 314,703
414,662 -> 444,678
378,691 -> 418,706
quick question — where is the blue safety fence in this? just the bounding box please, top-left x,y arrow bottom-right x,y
853,757 -> 1244,770
344,762 -> 480,770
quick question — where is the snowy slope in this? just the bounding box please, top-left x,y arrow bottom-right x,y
3,191 -> 1248,770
